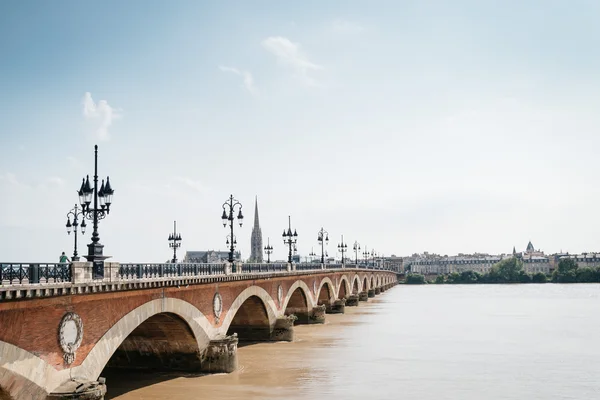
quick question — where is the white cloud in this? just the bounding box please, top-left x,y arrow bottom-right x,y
331,19 -> 365,34
262,36 -> 322,85
218,66 -> 257,94
173,176 -> 209,193
82,92 -> 121,141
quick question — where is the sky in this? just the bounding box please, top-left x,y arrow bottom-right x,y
1,0 -> 599,263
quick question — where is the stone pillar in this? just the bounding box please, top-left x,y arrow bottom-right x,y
48,378 -> 107,399
71,261 -> 93,283
328,298 -> 346,314
224,262 -> 232,275
368,289 -> 375,298
358,291 -> 369,302
287,263 -> 292,272
345,294 -> 359,307
200,334 -> 238,374
271,316 -> 295,342
375,287 -> 381,295
308,305 -> 326,324
105,261 -> 120,282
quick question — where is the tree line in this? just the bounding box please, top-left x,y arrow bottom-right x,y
404,257 -> 600,284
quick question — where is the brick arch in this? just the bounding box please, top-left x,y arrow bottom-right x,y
220,286 -> 278,336
351,274 -> 361,293
337,275 -> 351,299
0,298 -> 215,399
371,276 -> 375,289
363,275 -> 369,291
282,280 -> 316,312
317,277 -> 336,306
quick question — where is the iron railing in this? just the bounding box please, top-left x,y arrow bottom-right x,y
118,263 -> 225,280
239,263 -> 288,273
1,261 -> 398,288
0,263 -> 71,285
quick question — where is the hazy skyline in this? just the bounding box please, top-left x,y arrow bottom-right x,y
1,1 -> 599,262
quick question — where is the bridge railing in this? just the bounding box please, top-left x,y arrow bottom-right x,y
295,263 -> 321,271
118,263 -> 225,280
1,263 -> 71,285
238,263 -> 288,273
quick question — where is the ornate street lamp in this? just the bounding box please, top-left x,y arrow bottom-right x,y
337,235 -> 348,265
317,227 -> 329,264
282,216 -> 298,264
78,145 -> 114,278
353,241 -> 360,265
221,194 -> 243,263
264,237 -> 273,263
362,248 -> 370,266
66,204 -> 87,261
168,220 -> 182,263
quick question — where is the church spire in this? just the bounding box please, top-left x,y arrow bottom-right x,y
254,195 -> 260,229
250,196 -> 263,262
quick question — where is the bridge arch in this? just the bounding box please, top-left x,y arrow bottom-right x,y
363,276 -> 369,291
337,275 -> 351,299
370,276 -> 375,290
0,297 -> 214,398
316,277 -> 335,308
351,275 -> 360,294
221,286 -> 278,342
282,280 -> 314,324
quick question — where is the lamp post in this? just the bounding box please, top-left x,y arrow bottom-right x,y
66,204 -> 87,261
78,145 -> 114,278
168,221 -> 182,263
362,248 -> 370,266
337,235 -> 348,265
353,241 -> 360,265
282,216 -> 298,264
264,237 -> 273,263
221,195 -> 243,263
317,227 -> 329,264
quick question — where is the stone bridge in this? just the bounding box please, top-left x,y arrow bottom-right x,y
0,261 -> 397,399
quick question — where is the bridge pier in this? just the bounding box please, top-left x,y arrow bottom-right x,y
271,316 -> 295,342
200,334 -> 238,374
48,378 -> 107,400
309,305 -> 326,324
358,291 -> 368,301
367,289 -> 375,298
328,298 -> 346,314
375,287 -> 381,295
345,294 -> 359,306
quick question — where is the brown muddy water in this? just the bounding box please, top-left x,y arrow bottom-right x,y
103,285 -> 600,400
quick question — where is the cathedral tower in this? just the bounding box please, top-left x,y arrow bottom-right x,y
250,196 -> 263,262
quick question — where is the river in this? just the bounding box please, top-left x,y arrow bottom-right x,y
103,284 -> 600,399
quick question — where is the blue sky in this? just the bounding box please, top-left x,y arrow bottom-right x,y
1,1 -> 599,262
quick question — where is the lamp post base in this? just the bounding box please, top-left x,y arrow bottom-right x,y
84,243 -> 111,279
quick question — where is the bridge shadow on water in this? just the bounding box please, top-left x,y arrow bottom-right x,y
101,367 -> 209,399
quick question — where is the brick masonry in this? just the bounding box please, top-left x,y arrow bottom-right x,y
0,270 -> 397,399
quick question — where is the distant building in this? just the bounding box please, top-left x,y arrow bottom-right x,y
249,197 -> 263,263
516,241 -> 551,274
183,250 -> 240,263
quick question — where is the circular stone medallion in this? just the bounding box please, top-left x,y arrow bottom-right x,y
58,312 -> 83,365
213,292 -> 223,321
277,285 -> 283,304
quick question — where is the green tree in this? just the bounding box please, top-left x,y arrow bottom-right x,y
531,272 -> 548,283
434,275 -> 445,284
487,257 -> 525,283
552,258 -> 579,283
576,267 -> 597,283
405,274 -> 426,284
